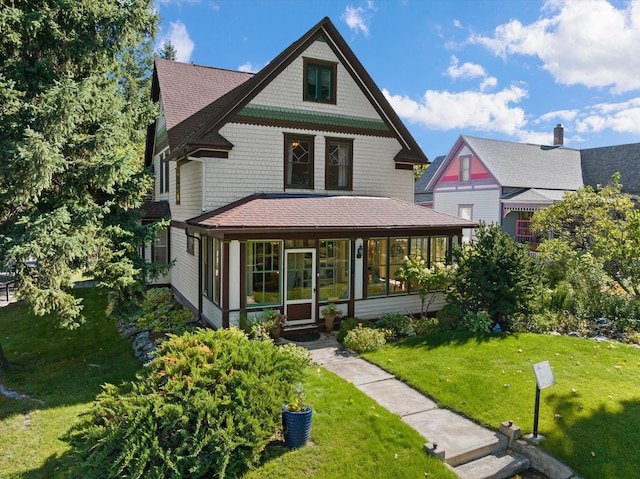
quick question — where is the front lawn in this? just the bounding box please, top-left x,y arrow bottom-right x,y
364,331 -> 640,479
0,288 -> 141,478
0,291 -> 455,479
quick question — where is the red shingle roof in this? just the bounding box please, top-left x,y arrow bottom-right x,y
154,59 -> 253,142
188,195 -> 474,231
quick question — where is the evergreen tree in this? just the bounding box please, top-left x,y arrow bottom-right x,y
0,1 -> 159,371
156,40 -> 178,60
447,221 -> 542,331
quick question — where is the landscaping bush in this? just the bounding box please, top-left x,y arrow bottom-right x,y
125,287 -> 197,336
337,317 -> 374,343
277,342 -> 313,367
457,311 -> 493,333
343,326 -> 386,354
412,316 -> 440,336
375,313 -> 415,340
67,328 -> 308,479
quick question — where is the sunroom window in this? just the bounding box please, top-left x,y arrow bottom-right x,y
246,241 -> 281,307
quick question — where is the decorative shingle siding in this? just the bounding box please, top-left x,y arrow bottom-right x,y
172,161 -> 202,222
206,122 -> 413,211
250,40 -> 381,120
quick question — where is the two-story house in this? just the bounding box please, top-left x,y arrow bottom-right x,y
417,125 -> 640,247
143,17 -> 473,331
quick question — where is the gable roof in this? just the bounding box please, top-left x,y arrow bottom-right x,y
150,17 -> 427,166
581,143 -> 640,196
150,60 -> 254,156
461,136 -> 583,190
187,194 -> 473,234
414,155 -> 445,203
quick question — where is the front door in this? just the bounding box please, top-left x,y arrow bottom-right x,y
284,249 -> 316,326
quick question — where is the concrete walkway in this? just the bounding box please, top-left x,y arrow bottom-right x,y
296,333 -> 578,479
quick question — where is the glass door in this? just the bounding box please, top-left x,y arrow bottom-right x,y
284,249 -> 316,325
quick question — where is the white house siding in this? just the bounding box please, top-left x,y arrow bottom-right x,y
172,160 -> 202,222
168,226 -> 200,314
206,124 -> 413,211
434,187 -> 501,226
250,39 -> 381,119
202,296 -> 223,329
354,292 -> 446,320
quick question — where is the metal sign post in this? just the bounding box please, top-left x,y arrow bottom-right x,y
532,361 -> 555,438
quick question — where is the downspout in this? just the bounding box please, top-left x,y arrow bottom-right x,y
185,229 -> 203,321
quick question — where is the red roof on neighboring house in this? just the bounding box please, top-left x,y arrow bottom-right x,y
187,195 -> 474,233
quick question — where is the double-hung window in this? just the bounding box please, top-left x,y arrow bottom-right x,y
285,134 -> 314,189
326,138 -> 352,190
304,59 -> 336,103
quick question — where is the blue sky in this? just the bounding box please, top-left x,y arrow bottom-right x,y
153,0 -> 640,162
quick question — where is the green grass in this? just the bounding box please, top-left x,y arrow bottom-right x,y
243,367 -> 456,479
0,290 -> 455,479
363,331 -> 640,479
0,289 -> 141,479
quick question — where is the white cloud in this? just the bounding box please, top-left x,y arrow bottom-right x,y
238,62 -> 259,73
446,56 -> 496,92
383,84 -> 528,134
157,20 -> 195,63
446,56 -> 486,80
576,97 -> 640,133
470,0 -> 640,94
342,6 -> 371,36
536,109 -> 578,124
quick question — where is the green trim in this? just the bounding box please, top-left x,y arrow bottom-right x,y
238,104 -> 390,132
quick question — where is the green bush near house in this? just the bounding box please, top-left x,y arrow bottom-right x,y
343,326 -> 387,354
337,317 -> 375,342
128,287 -> 197,335
67,328 -> 309,479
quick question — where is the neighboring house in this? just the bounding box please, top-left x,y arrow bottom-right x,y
143,17 -> 474,331
417,124 -> 640,247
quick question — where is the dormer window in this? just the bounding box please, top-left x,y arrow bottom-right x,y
304,58 -> 336,104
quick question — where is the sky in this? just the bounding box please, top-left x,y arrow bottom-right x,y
153,0 -> 640,161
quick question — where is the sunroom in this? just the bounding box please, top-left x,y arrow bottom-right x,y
186,194 -> 474,331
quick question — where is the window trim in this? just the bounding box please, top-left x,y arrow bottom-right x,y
284,133 -> 315,190
325,137 -> 353,190
459,155 -> 471,182
303,58 -> 337,104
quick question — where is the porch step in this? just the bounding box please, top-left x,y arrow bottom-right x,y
452,451 -> 530,479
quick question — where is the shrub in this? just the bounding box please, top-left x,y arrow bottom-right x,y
337,317 -> 374,343
67,328 -> 308,479
413,316 -> 439,336
343,326 -> 387,354
375,313 -> 415,340
118,287 -> 197,336
277,342 -> 313,367
458,311 -> 493,333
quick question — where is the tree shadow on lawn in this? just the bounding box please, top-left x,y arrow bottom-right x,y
392,330 -> 513,351
541,392 -> 640,479
0,291 -> 142,420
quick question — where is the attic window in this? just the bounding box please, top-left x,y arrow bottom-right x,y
304,58 -> 336,104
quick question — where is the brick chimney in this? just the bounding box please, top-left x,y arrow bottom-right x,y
553,123 -> 564,146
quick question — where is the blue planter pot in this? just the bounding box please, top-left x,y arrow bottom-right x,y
282,406 -> 312,449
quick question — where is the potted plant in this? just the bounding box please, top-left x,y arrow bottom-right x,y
321,303 -> 344,334
282,383 -> 312,449
263,309 -> 287,340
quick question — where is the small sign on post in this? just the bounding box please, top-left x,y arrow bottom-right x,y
532,361 -> 555,438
